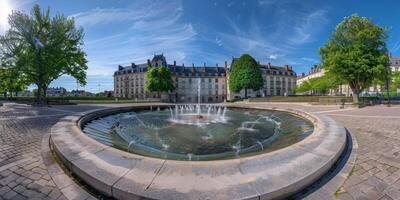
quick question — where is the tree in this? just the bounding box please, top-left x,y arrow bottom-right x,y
295,75 -> 338,95
0,66 -> 27,98
228,54 -> 263,98
145,66 -> 174,98
294,80 -> 312,94
390,71 -> 400,93
319,14 -> 389,104
0,4 -> 88,104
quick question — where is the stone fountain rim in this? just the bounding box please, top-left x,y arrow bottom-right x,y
77,104 -> 318,163
50,103 -> 347,200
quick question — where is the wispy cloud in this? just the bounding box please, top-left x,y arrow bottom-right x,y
217,3 -> 328,65
301,57 -> 319,63
71,0 -> 197,76
390,40 -> 400,53
289,10 -> 328,45
258,0 -> 278,6
215,37 -> 223,47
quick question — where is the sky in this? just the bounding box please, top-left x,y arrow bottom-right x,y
1,0 -> 400,92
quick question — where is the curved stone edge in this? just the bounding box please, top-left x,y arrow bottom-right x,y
50,104 -> 347,200
41,131 -> 96,200
302,128 -> 358,199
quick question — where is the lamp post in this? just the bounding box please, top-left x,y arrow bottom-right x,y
385,64 -> 391,107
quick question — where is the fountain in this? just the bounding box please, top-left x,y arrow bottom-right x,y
52,102 -> 347,200
79,76 -> 313,161
82,105 -> 313,161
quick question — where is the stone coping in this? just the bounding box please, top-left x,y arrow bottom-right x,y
50,104 -> 347,200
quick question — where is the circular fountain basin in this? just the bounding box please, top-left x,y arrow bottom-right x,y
50,104 -> 347,200
82,105 -> 314,161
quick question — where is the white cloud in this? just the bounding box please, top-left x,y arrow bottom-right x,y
269,54 -> 278,60
71,0 -> 198,76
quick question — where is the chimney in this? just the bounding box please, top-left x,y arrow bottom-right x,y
182,63 -> 185,67
301,72 -> 305,77
131,63 -> 135,67
173,60 -> 176,66
192,63 -> 195,67
204,63 -> 206,67
216,63 -> 218,67
192,63 -> 195,72
118,65 -> 123,70
284,65 -> 289,71
147,59 -> 151,66
224,61 -> 228,72
268,62 -> 272,69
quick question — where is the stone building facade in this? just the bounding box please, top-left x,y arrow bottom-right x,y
114,54 -> 227,103
114,54 -> 297,102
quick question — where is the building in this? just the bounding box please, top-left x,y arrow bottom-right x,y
68,90 -> 95,97
226,60 -> 297,100
114,54 -> 297,102
114,54 -> 227,103
46,87 -> 67,97
390,56 -> 400,72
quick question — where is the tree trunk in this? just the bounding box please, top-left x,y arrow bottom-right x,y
43,86 -> 48,105
36,83 -> 43,105
244,88 -> 248,99
352,93 -> 359,104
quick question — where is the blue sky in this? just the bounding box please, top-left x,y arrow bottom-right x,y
2,0 -> 400,92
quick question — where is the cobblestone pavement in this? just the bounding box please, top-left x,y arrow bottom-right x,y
1,102 -> 400,200
329,113 -> 400,200
0,102 -> 167,200
0,105 -> 67,200
247,103 -> 400,200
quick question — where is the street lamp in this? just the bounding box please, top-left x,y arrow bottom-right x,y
385,63 -> 391,107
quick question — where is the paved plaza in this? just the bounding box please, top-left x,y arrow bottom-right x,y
0,102 -> 399,200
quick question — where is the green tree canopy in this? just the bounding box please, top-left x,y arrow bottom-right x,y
319,14 -> 389,104
0,4 -> 88,104
390,71 -> 400,92
228,54 -> 263,98
295,75 -> 339,95
0,66 -> 27,97
145,66 -> 174,97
